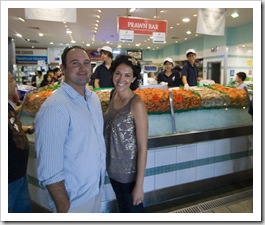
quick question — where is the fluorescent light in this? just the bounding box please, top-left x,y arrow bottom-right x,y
129,8 -> 136,13
16,33 -> 22,37
18,17 -> 25,22
231,12 -> 239,18
182,18 -> 190,22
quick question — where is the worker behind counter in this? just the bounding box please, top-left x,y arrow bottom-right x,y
157,57 -> 182,87
181,49 -> 202,90
94,46 -> 114,88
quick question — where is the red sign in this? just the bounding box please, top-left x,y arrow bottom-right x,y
118,16 -> 167,35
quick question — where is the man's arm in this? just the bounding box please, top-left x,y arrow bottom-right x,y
46,181 -> 70,213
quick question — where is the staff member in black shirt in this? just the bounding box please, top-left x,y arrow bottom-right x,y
94,46 -> 114,88
182,49 -> 202,90
157,57 -> 182,87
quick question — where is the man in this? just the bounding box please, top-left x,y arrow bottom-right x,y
94,46 -> 114,88
31,70 -> 43,88
35,46 -> 106,213
181,49 -> 202,90
8,72 -> 34,213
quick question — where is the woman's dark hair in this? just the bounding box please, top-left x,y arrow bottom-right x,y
43,74 -> 52,82
61,46 -> 88,68
236,72 -> 247,81
110,54 -> 141,90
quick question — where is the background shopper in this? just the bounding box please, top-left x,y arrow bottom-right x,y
40,74 -> 53,87
35,46 -> 106,213
104,54 -> 148,213
31,70 -> 43,88
8,71 -> 34,213
235,72 -> 248,89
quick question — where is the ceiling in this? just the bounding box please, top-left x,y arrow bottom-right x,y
8,8 -> 253,51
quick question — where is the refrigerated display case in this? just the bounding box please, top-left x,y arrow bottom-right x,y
20,85 -> 253,212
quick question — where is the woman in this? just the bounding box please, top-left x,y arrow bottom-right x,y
157,57 -> 182,87
40,74 -> 53,87
104,54 -> 148,213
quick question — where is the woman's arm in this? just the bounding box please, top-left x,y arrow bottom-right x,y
131,96 -> 148,205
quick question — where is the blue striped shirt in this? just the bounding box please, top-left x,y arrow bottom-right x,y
35,82 -> 106,209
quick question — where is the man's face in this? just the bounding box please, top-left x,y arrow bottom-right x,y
61,48 -> 91,87
187,53 -> 196,65
100,50 -> 110,61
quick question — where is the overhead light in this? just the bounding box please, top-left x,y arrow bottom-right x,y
182,18 -> 190,22
16,33 -> 22,37
86,43 -> 90,47
66,30 -> 72,34
50,42 -> 54,44
39,33 -> 44,36
71,40 -> 76,43
18,17 -> 25,22
113,50 -> 121,54
231,12 -> 239,18
186,30 -> 191,34
129,8 -> 136,13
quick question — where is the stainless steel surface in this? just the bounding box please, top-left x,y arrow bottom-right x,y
148,125 -> 253,148
168,91 -> 177,133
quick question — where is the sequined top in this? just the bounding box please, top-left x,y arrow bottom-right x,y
104,92 -> 139,183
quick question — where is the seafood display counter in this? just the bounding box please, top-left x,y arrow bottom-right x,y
21,84 -> 253,212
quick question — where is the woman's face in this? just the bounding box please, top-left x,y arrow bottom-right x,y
164,61 -> 173,71
112,63 -> 136,92
47,75 -> 52,83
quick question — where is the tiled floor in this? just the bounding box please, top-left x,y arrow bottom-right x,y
145,180 -> 253,213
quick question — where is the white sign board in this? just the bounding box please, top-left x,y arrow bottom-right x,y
119,30 -> 134,42
25,8 -> 77,23
153,32 -> 166,43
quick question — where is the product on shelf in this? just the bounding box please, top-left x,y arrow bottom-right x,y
134,88 -> 170,113
23,84 -> 60,116
209,84 -> 249,107
22,84 -> 249,116
93,90 -> 111,113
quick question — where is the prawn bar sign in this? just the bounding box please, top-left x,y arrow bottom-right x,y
118,16 -> 167,35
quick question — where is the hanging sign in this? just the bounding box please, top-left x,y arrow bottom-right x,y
25,8 -> 77,23
119,30 -> 134,42
196,8 -> 226,36
153,32 -> 166,43
118,16 -> 167,35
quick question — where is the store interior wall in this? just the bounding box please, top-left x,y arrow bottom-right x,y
13,23 -> 253,85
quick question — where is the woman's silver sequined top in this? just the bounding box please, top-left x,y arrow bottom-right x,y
104,92 -> 139,183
